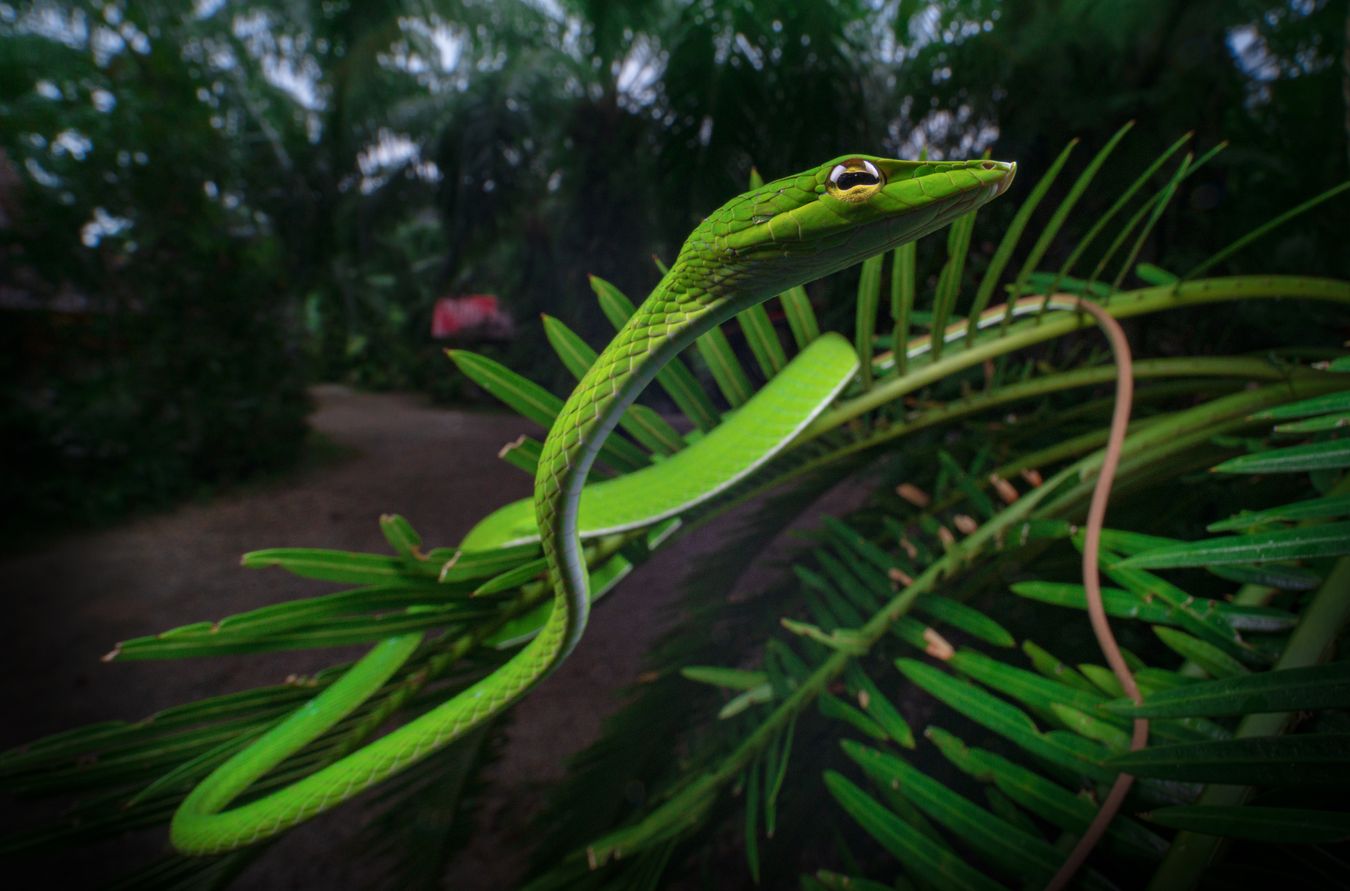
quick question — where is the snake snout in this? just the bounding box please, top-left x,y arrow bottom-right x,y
990,160 -> 1017,196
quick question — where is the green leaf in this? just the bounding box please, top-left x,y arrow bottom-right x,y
1183,179 -> 1350,281
695,324 -> 755,407
821,518 -> 910,582
718,684 -> 775,719
1049,704 -> 1130,751
949,649 -> 1107,716
930,208 -> 975,361
1012,579 -> 1295,632
1252,387 -> 1350,420
1100,560 -> 1251,658
895,659 -> 1114,781
936,450 -> 997,520
1011,580 -> 1174,624
1275,412 -> 1350,433
781,618 -> 868,655
241,549 -> 436,584
844,663 -> 916,748
819,692 -> 888,741
1021,641 -> 1099,693
764,714 -> 795,839
446,348 -> 560,428
796,564 -> 866,628
1134,262 -> 1178,285
889,241 -> 915,373
1106,734 -> 1350,785
1097,528 -> 1182,555
681,666 -> 769,691
1050,128 -> 1190,290
473,556 -> 546,595
815,549 -> 884,614
1111,151 -> 1192,291
1214,441 -> 1350,474
540,312 -> 596,379
1118,522 -> 1350,569
924,726 -> 1167,861
1154,627 -> 1250,679
1079,663 -> 1125,698
1144,805 -> 1350,843
744,756 -> 761,884
448,348 -> 647,471
737,302 -> 788,378
855,253 -> 883,387
984,786 -> 1041,837
497,435 -> 541,474
967,139 -> 1077,333
778,285 -> 819,350
1105,662 -> 1350,717
1205,562 -> 1323,592
913,597 -> 1014,648
1103,142 -> 1225,286
1018,121 -> 1136,295
379,514 -> 422,558
440,544 -> 544,582
822,771 -> 1004,891
841,741 -> 1069,885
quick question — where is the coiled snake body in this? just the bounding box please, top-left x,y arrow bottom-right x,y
170,154 -> 1016,854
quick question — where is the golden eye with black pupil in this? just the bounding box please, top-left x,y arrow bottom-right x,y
827,159 -> 884,201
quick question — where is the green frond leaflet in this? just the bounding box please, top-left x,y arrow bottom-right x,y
841,740 -> 1104,888
694,324 -> 754,407
1144,805 -> 1350,843
929,207 -> 976,360
925,726 -> 1167,861
1104,662 -> 1350,717
1183,179 -> 1350,281
737,302 -> 788,378
889,240 -> 915,373
823,771 -> 1004,891
1213,441 -> 1350,474
966,139 -> 1077,334
681,666 -> 769,691
855,253 -> 883,387
1118,521 -> 1350,569
1106,734 -> 1350,785
448,349 -> 649,471
779,285 -> 820,350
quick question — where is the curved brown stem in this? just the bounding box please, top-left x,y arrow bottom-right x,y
1044,297 -> 1148,891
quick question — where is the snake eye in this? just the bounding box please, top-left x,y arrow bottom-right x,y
827,159 -> 884,200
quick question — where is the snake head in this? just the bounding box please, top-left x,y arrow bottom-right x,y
694,154 -> 1016,297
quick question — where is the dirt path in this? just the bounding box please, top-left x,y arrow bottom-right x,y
4,384 -> 861,888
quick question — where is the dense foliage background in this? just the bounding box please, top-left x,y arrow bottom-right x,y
3,0 -> 1347,535
4,3 -> 1350,890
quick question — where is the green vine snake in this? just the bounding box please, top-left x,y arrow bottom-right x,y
170,153 -> 1017,854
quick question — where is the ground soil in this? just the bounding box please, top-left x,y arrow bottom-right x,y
3,384 -> 864,889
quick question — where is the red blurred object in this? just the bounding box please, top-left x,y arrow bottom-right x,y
431,294 -> 514,340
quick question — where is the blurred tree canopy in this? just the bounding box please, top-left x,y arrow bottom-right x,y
2,0 -> 1347,534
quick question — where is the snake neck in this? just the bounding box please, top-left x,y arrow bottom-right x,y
533,268 -> 750,662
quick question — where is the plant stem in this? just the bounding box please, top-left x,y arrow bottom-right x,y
805,276 -> 1350,441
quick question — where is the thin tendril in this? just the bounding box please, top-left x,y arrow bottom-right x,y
1043,296 -> 1147,891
